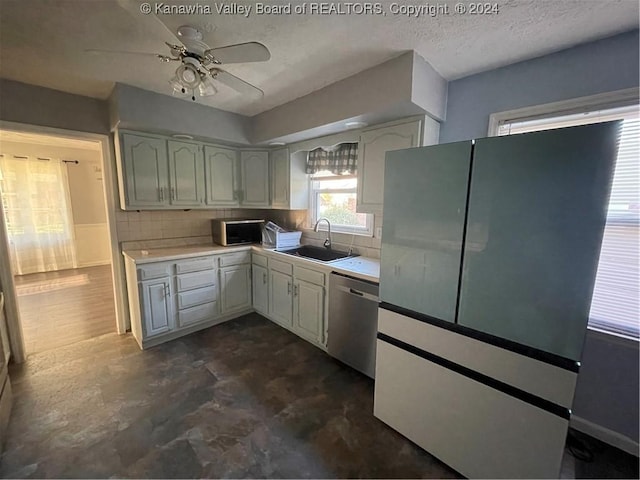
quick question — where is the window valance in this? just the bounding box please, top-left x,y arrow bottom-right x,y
306,143 -> 358,175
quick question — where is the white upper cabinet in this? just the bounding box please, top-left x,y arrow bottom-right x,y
270,148 -> 289,208
121,133 -> 169,208
357,119 -> 423,214
270,149 -> 309,210
204,145 -> 239,207
167,140 -> 205,207
240,150 -> 270,207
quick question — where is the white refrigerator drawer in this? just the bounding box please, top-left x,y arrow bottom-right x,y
378,308 -> 577,408
374,339 -> 568,479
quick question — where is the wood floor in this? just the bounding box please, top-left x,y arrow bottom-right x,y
14,264 -> 116,355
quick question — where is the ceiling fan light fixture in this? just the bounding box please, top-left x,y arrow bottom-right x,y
198,79 -> 217,97
176,64 -> 200,89
169,75 -> 185,93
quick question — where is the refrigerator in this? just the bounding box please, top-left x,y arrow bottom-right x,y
373,122 -> 619,478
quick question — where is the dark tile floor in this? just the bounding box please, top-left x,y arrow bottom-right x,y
1,313 -> 638,478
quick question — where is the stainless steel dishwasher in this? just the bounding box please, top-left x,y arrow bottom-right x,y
328,272 -> 380,378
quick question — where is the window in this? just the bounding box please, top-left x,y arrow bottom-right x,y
309,172 -> 373,235
494,103 -> 639,340
305,143 -> 373,236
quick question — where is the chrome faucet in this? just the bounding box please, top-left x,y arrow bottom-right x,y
314,217 -> 332,249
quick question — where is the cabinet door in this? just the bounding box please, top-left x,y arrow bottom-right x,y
139,277 -> 173,337
122,133 -> 168,207
357,120 -> 422,213
269,270 -> 293,327
270,148 -> 289,208
167,140 -> 205,206
458,123 -> 618,361
293,280 -> 324,343
240,151 -> 270,207
204,145 -> 239,206
220,265 -> 251,313
380,141 -> 472,322
252,264 -> 269,315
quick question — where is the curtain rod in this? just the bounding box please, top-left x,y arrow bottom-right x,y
3,155 -> 79,164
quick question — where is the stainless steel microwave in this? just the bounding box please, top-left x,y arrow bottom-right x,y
212,219 -> 264,246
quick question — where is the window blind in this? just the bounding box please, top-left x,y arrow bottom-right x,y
498,106 -> 640,339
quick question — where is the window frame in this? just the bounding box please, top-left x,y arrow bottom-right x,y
488,88 -> 640,342
308,173 -> 373,236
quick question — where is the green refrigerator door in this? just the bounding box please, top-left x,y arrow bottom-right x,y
457,122 -> 619,361
380,142 -> 472,322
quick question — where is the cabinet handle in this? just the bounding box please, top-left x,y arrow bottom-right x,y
170,187 -> 175,200
293,284 -> 298,297
164,283 -> 170,297
263,272 -> 267,284
159,187 -> 164,201
287,282 -> 292,295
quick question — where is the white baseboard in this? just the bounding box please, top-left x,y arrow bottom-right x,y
570,415 -> 639,457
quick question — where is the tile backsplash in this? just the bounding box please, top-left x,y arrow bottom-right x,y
116,208 -> 382,258
116,208 -> 307,243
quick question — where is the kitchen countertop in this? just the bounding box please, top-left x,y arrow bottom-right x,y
122,244 -> 380,283
122,244 -> 252,264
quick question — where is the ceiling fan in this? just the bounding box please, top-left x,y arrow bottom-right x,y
87,1 -> 270,101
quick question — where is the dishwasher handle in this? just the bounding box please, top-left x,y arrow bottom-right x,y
335,285 -> 379,303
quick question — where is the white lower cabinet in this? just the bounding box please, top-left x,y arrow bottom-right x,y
125,251 -> 252,349
126,248 -> 328,351
293,279 -> 324,343
252,263 -> 268,315
139,277 -> 174,337
269,270 -> 294,327
220,264 -> 251,313
263,256 -> 326,348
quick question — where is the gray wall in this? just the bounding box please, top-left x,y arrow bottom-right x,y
111,84 -> 252,146
440,30 -> 639,143
439,29 -> 639,447
0,79 -> 109,134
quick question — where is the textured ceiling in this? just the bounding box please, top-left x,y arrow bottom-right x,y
0,0 -> 637,116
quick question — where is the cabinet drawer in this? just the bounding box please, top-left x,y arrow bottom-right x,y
252,253 -> 268,268
175,257 -> 216,274
137,263 -> 171,280
270,258 -> 293,275
294,265 -> 325,286
177,285 -> 218,310
218,251 -> 251,267
176,270 -> 216,292
177,301 -> 218,328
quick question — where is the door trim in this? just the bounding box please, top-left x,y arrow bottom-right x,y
0,121 -> 128,363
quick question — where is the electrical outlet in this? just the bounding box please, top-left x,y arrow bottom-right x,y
375,227 -> 382,238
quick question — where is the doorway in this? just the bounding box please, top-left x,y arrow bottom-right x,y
0,130 -> 117,355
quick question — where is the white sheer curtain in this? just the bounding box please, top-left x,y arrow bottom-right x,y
0,155 -> 77,275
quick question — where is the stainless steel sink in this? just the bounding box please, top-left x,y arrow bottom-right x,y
278,245 -> 357,262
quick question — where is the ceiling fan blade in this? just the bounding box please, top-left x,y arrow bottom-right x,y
116,0 -> 184,48
212,69 -> 264,97
205,42 -> 271,64
85,49 -> 174,61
